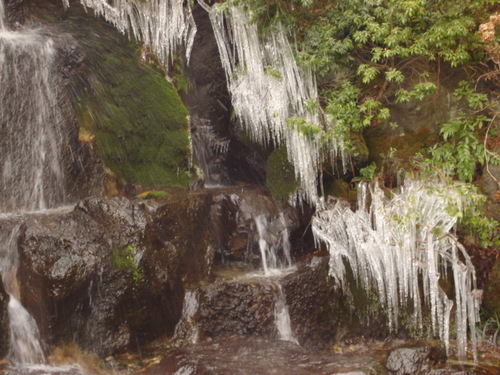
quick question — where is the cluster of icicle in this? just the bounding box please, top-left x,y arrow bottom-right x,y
199,0 -> 345,205
312,179 -> 481,359
64,0 -> 197,66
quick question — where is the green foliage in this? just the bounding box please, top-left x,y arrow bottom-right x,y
353,162 -> 377,182
425,81 -> 494,182
112,244 -> 144,291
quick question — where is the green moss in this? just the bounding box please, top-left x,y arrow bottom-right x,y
34,2 -> 194,188
265,147 -> 300,199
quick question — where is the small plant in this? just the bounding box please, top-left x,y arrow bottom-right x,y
477,313 -> 500,346
112,243 -> 144,291
352,162 -> 377,182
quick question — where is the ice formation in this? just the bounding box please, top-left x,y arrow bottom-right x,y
67,0 -> 197,66
199,0 -> 345,204
312,179 -> 481,359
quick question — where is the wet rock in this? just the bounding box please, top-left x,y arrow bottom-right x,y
145,337 -> 384,375
282,258 -> 338,349
197,280 -> 276,339
386,346 -> 446,375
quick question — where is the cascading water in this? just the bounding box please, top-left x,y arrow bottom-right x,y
0,10 -> 67,213
273,283 -> 298,344
254,213 -> 293,276
253,212 -> 297,342
190,123 -> 230,187
0,225 -> 45,366
312,179 -> 481,360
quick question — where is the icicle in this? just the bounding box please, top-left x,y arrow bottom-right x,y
202,1 -> 345,205
68,0 -> 196,68
312,179 -> 481,359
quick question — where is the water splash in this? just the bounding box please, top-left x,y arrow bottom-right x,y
312,179 -> 481,359
0,27 -> 67,212
201,1 -> 345,204
69,0 -> 196,67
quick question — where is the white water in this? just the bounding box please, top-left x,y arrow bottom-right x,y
190,124 -> 230,187
0,225 -> 45,366
0,22 -> 67,212
201,1 -> 345,205
69,0 -> 196,67
173,290 -> 200,344
312,179 -> 481,359
273,284 -> 298,344
254,213 -> 293,276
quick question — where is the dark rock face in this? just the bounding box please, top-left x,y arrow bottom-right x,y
4,187 -> 302,357
183,4 -> 265,186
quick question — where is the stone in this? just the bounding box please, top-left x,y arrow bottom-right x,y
385,346 -> 445,375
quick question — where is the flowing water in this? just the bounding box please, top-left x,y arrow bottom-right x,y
0,19 -> 66,212
0,2 -> 67,369
0,225 -> 45,367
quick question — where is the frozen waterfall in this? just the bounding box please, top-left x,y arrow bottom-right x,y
312,179 -> 481,359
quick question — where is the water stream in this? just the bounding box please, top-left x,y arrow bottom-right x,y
0,2 -> 64,369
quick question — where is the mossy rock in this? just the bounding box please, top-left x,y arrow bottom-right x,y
32,1 -> 194,188
265,147 -> 300,199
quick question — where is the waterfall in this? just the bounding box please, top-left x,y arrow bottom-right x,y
312,179 -> 481,359
200,1 -> 345,204
190,123 -> 230,187
0,225 -> 45,366
173,290 -> 200,345
254,213 -> 293,276
68,0 -> 196,67
0,20 -> 67,212
273,284 -> 298,344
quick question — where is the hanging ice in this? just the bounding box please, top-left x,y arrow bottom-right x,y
199,1 -> 345,204
312,179 -> 481,360
67,0 -> 197,67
